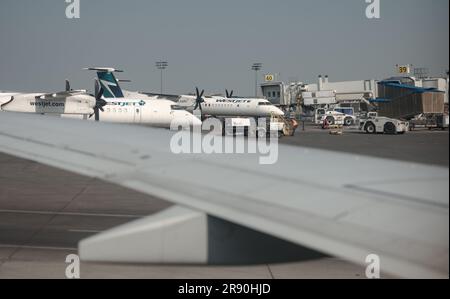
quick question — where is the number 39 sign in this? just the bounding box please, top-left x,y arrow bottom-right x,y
397,65 -> 411,74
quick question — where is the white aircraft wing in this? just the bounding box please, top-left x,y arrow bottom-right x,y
35,90 -> 87,99
0,112 -> 448,278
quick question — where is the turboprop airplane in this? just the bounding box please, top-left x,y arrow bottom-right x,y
89,66 -> 283,120
0,112 -> 448,279
0,81 -> 97,116
142,88 -> 285,118
82,67 -> 201,128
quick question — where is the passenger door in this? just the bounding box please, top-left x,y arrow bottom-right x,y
134,107 -> 142,123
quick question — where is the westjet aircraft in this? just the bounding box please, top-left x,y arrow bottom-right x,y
142,88 -> 284,118
82,67 -> 201,128
85,67 -> 283,121
0,82 -> 97,116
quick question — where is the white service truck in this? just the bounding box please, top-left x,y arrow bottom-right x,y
223,115 -> 297,138
359,112 -> 409,135
315,108 -> 357,126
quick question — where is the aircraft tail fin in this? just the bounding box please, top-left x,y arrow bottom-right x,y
84,67 -> 124,98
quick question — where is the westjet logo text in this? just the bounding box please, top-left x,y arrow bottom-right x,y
30,102 -> 65,108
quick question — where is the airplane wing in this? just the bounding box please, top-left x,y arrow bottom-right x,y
139,92 -> 183,102
35,90 -> 87,99
0,112 -> 448,278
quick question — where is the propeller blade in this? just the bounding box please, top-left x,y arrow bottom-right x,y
94,108 -> 100,122
96,88 -> 104,101
92,86 -> 106,121
98,87 -> 104,99
94,79 -> 100,98
194,87 -> 203,111
98,99 -> 107,110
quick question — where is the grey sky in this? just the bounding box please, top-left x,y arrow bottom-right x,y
0,0 -> 448,96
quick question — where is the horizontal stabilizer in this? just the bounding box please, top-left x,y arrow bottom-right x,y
83,67 -> 124,73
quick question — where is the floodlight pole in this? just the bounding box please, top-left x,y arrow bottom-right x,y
252,63 -> 262,97
156,61 -> 168,94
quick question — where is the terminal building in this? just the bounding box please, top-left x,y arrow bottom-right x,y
260,71 -> 448,117
261,75 -> 378,115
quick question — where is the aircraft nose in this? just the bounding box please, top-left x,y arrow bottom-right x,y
272,107 -> 284,116
190,114 -> 203,126
172,110 -> 202,128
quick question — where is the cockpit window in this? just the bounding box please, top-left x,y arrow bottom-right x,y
258,102 -> 271,106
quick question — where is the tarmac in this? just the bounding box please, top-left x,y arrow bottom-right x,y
282,126 -> 449,166
0,126 -> 447,279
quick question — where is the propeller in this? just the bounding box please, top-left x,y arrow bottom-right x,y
225,89 -> 234,98
193,87 -> 205,111
90,79 -> 106,121
65,79 -> 71,92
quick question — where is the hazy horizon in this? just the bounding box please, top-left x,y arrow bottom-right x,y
0,0 -> 448,96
